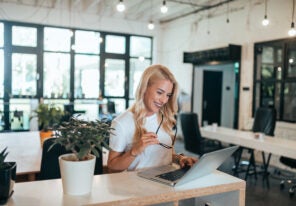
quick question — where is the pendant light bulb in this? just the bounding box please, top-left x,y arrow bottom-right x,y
160,1 -> 168,13
117,0 -> 125,12
288,22 -> 296,36
262,15 -> 269,26
148,21 -> 155,30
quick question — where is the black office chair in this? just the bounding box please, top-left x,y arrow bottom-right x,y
180,112 -> 222,156
38,138 -> 103,180
233,107 -> 276,184
279,156 -> 296,197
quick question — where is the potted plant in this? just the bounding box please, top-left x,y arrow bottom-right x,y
0,147 -> 16,204
49,116 -> 113,195
30,102 -> 64,146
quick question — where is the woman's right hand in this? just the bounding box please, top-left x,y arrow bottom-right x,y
130,132 -> 159,156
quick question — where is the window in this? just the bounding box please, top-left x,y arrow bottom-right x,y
0,21 -> 153,131
104,59 -> 125,97
11,53 -> 37,96
44,27 -> 71,52
74,30 -> 100,54
43,52 -> 70,98
254,39 -> 296,122
130,36 -> 152,57
129,58 -> 151,98
12,26 -> 37,47
105,35 -> 125,54
75,55 -> 100,98
0,50 -> 3,98
0,23 -> 4,99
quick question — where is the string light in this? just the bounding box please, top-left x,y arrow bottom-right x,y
288,0 -> 296,36
262,0 -> 269,26
148,21 -> 155,30
116,0 -> 125,12
160,1 -> 168,14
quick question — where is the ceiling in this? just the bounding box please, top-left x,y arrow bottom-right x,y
2,0 -> 240,24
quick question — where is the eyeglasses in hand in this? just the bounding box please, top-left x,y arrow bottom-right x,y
155,114 -> 177,149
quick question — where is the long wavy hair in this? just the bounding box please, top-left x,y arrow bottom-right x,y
129,64 -> 179,143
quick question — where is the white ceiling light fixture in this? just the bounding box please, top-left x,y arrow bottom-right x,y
116,0 -> 125,12
262,0 -> 269,26
148,21 -> 155,30
289,0 -> 296,36
160,0 -> 168,14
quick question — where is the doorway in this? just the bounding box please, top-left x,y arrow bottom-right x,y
192,63 -> 238,128
202,71 -> 222,126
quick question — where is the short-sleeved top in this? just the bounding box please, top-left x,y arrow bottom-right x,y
109,111 -> 173,171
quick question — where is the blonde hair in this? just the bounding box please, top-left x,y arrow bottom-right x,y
130,64 -> 179,143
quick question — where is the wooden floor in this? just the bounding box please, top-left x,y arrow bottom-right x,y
174,138 -> 296,206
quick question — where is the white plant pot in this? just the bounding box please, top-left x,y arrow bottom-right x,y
59,153 -> 96,195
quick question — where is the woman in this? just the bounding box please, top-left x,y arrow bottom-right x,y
107,64 -> 197,172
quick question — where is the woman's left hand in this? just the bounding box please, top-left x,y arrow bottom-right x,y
179,156 -> 198,168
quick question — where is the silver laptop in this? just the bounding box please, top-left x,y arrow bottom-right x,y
137,145 -> 238,187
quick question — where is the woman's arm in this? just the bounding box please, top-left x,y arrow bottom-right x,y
107,132 -> 159,172
107,149 -> 137,173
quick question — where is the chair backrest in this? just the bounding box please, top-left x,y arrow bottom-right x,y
180,112 -> 203,154
280,156 -> 296,169
38,138 -> 103,180
252,107 -> 276,136
107,101 -> 116,114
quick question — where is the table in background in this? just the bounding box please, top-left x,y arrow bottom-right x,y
0,131 -> 41,181
200,126 -> 296,159
0,131 -> 109,181
7,170 -> 245,206
201,126 -> 296,184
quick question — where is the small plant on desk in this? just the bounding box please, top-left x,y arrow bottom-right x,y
48,116 -> 113,195
0,147 -> 17,204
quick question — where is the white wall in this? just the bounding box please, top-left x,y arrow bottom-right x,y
160,0 -> 293,129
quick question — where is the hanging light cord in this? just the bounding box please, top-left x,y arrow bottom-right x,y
264,0 -> 267,16
292,0 -> 295,23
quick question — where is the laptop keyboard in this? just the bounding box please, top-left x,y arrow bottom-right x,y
156,166 -> 191,181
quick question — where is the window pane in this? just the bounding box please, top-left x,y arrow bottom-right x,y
0,99 -> 4,131
12,53 -> 37,96
130,36 -> 152,57
12,26 -> 37,47
9,98 -> 32,130
283,83 -> 296,121
105,35 -> 125,54
75,30 -> 100,54
43,52 -> 70,98
0,50 -> 3,98
74,99 -> 99,121
75,55 -> 100,98
44,27 -> 71,52
261,82 -> 274,107
287,44 -> 296,78
129,58 -> 151,98
104,59 -> 125,96
261,64 -> 274,79
0,23 -> 3,47
262,46 -> 274,64
274,83 -> 281,119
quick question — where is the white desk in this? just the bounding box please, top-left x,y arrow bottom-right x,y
200,126 -> 296,159
201,126 -> 296,184
0,131 -> 108,181
7,170 -> 245,206
0,131 -> 42,180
